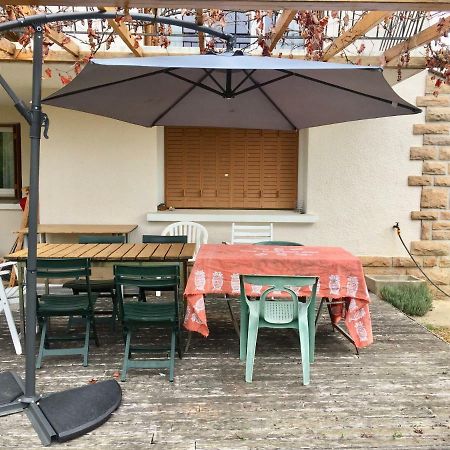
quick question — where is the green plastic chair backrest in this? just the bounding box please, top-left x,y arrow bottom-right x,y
79,235 -> 125,244
36,258 -> 91,280
239,274 -> 318,324
114,265 -> 180,290
142,235 -> 188,244
255,241 -> 303,246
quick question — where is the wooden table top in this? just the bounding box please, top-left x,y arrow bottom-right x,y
5,243 -> 196,262
17,224 -> 138,235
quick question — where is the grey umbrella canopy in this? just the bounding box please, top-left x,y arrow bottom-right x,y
44,52 -> 420,130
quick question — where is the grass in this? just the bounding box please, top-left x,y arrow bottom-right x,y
380,283 -> 432,316
425,324 -> 450,343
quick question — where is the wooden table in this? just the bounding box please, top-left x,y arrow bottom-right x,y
184,244 -> 373,352
17,224 -> 138,243
5,242 -> 196,343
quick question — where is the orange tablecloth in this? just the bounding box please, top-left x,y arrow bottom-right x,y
184,244 -> 373,348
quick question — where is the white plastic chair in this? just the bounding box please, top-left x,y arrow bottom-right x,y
231,223 -> 274,244
0,261 -> 22,355
162,221 -> 208,261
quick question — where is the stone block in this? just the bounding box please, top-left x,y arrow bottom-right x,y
432,230 -> 450,240
423,256 -> 437,267
421,222 -> 432,240
432,221 -> 450,230
426,107 -> 450,122
416,95 -> 450,107
392,257 -> 417,267
407,267 -> 450,285
413,124 -> 450,135
434,176 -> 450,186
410,146 -> 437,160
439,147 -> 450,160
439,257 -> 450,268
411,240 -> 450,256
411,211 -> 439,220
420,188 -> 448,209
359,256 -> 392,267
440,211 -> 450,220
424,135 -> 450,145
408,175 -> 433,186
422,162 -> 447,174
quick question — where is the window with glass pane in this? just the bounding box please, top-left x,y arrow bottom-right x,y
0,124 -> 21,200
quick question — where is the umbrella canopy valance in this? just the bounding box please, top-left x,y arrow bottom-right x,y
43,53 -> 420,131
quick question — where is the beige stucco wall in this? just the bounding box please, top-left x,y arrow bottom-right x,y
0,67 -> 426,257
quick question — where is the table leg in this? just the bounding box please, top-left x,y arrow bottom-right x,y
18,261 -> 25,348
239,299 -> 248,361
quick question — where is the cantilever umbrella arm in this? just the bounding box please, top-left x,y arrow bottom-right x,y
0,12 -> 234,446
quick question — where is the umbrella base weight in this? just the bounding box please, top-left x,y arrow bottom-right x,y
0,372 -> 122,446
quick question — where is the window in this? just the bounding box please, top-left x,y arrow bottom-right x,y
0,124 -> 21,201
165,127 -> 298,209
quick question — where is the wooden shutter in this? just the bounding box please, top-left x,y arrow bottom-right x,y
165,127 -> 298,209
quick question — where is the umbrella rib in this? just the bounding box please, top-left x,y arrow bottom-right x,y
244,70 -> 296,130
151,71 -> 211,126
44,67 -> 172,101
233,72 -> 294,96
165,70 -> 224,96
278,69 -> 420,113
231,69 -> 257,94
203,69 -> 227,94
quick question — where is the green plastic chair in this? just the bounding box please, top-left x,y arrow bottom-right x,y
79,235 -> 126,244
36,258 -> 99,368
114,265 -> 182,382
239,274 -> 318,385
63,235 -> 126,328
254,241 -> 303,246
140,235 -> 188,300
142,235 -> 188,244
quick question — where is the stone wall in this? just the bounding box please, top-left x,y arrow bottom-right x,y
362,73 -> 450,300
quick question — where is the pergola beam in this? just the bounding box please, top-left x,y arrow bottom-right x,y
268,10 -> 297,52
3,1 -> 450,12
17,6 -> 80,57
384,15 -> 450,64
196,9 -> 205,54
322,11 -> 391,61
98,7 -> 143,57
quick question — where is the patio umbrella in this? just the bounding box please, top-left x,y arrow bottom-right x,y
43,52 -> 420,130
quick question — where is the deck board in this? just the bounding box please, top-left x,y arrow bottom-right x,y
0,295 -> 448,448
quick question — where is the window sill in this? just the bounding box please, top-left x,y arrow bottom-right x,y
147,209 -> 318,223
0,203 -> 21,210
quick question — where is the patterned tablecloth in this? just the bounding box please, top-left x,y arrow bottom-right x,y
184,244 -> 373,348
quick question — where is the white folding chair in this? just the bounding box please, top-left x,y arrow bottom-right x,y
231,223 -> 274,244
162,221 -> 208,261
0,261 -> 22,355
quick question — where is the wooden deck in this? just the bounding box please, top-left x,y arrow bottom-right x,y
0,295 -> 449,449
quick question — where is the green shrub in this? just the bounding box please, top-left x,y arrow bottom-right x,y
380,283 -> 432,316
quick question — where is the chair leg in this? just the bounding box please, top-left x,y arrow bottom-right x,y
245,317 -> 259,383
169,328 -> 176,382
298,310 -> 310,386
83,318 -> 91,367
308,297 -> 316,364
36,319 -> 48,369
91,317 -> 100,347
110,290 -> 117,331
121,329 -> 132,382
1,298 -> 22,355
184,331 -> 192,353
239,299 -> 249,361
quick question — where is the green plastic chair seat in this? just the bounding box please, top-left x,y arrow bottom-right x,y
123,302 -> 177,323
38,294 -> 95,315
